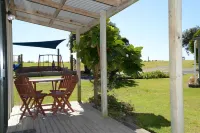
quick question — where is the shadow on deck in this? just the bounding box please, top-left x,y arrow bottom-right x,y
7,102 -> 149,133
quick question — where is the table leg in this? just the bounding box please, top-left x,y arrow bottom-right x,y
33,82 -> 36,90
55,81 -> 58,90
52,81 -> 54,90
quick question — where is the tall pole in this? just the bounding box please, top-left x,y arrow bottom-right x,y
194,40 -> 197,84
198,39 -> 200,81
76,29 -> 81,102
57,49 -> 60,69
0,0 -> 8,132
100,10 -> 108,117
168,0 -> 184,133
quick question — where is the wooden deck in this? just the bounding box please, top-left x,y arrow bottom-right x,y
7,102 -> 148,133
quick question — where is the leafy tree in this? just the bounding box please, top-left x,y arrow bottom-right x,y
182,26 -> 200,61
67,34 -> 76,70
182,26 -> 200,53
71,20 -> 143,104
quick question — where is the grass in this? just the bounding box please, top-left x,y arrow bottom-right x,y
22,60 -> 194,72
22,62 -> 85,70
143,60 -> 194,69
13,74 -> 200,133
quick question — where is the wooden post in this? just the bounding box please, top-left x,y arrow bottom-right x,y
194,40 -> 197,84
57,49 -> 60,69
197,40 -> 200,81
168,0 -> 184,133
20,54 -> 23,67
100,10 -> 108,117
76,29 -> 81,102
0,1 -> 8,132
6,14 -> 13,119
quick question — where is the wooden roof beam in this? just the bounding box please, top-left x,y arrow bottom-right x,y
95,0 -> 122,6
11,6 -> 86,27
10,0 -> 17,16
29,0 -> 100,18
49,0 -> 67,26
16,16 -> 76,32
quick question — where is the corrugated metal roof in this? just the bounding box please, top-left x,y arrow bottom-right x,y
51,0 -> 62,3
16,11 -> 51,23
58,10 -> 94,24
53,21 -> 82,29
14,0 -> 56,15
10,0 -> 138,33
65,0 -> 111,13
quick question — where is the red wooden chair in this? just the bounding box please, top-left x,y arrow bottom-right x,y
62,75 -> 78,112
14,76 -> 47,120
50,74 -> 78,114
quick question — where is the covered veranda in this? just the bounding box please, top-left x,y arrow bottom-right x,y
0,0 -> 183,133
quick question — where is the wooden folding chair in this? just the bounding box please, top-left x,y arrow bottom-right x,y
16,76 -> 43,111
58,74 -> 73,90
50,74 -> 78,114
62,75 -> 78,112
14,76 -> 47,120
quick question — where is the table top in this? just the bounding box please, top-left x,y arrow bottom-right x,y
30,78 -> 64,83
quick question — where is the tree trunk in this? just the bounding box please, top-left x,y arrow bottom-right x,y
93,64 -> 99,106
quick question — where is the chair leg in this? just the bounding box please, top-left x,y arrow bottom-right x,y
52,97 -> 63,115
35,98 -> 46,117
38,98 -> 46,116
20,103 -> 24,111
63,97 -> 74,112
20,98 -> 33,120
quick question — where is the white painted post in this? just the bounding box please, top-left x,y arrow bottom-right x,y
76,29 -> 81,102
5,0 -> 13,118
168,0 -> 184,133
194,40 -> 197,84
100,10 -> 108,117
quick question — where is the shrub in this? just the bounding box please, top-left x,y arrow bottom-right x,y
27,61 -> 34,63
135,71 -> 169,79
89,94 -> 134,119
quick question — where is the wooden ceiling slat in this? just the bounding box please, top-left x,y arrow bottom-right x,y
49,0 -> 67,26
11,6 -> 86,27
95,0 -> 121,6
28,0 -> 100,18
17,16 -> 76,32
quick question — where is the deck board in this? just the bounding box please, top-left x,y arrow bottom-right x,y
7,102 -> 149,133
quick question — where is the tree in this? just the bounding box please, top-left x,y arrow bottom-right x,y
67,34 -> 76,71
182,26 -> 200,53
72,20 -> 143,105
182,26 -> 200,61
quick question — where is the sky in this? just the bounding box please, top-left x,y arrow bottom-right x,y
13,0 -> 200,62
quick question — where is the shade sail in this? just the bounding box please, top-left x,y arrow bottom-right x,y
13,39 -> 65,49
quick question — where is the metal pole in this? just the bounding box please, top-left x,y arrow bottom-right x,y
76,29 -> 81,102
168,0 -> 184,133
100,10 -> 108,117
194,40 -> 197,84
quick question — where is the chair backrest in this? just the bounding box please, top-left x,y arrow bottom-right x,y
58,74 -> 73,90
64,75 -> 78,97
14,75 -> 35,98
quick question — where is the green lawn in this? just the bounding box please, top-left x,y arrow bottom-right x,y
22,62 -> 85,70
13,74 -> 200,133
143,60 -> 194,69
22,60 -> 194,72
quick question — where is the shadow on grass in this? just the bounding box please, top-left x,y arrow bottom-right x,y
89,94 -> 170,133
134,113 -> 170,133
114,79 -> 138,89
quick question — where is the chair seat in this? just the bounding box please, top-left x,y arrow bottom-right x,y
50,91 -> 65,97
36,93 -> 47,98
